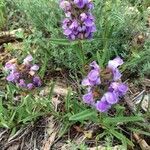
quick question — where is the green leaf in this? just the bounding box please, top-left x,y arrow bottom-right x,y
58,122 -> 71,139
48,82 -> 55,101
103,116 -> 143,124
96,51 -> 103,68
0,91 -> 5,97
65,88 -> 72,113
128,127 -> 150,137
108,128 -> 134,147
21,112 -> 45,124
50,38 -> 89,45
69,109 -> 97,121
50,38 -> 78,45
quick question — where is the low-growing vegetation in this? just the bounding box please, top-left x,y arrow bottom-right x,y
0,0 -> 150,149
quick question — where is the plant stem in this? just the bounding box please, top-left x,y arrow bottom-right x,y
75,41 -> 86,74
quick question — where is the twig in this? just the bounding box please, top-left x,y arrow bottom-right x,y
132,90 -> 145,101
133,133 -> 150,150
0,28 -> 23,45
4,125 -> 33,149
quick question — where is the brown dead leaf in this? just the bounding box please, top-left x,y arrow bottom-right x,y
42,117 -> 58,150
53,84 -> 68,96
43,132 -> 57,150
39,81 -> 69,97
73,125 -> 83,133
83,131 -> 93,139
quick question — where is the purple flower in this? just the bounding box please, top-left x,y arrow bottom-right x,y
90,61 -> 100,70
6,74 -> 15,82
113,68 -> 122,81
27,83 -> 34,90
88,70 -> 99,81
87,1 -> 94,9
82,92 -> 94,104
96,97 -> 111,112
5,55 -> 42,90
65,12 -> 71,17
88,71 -> 100,85
69,20 -> 78,29
61,0 -> 96,40
84,18 -> 94,27
33,76 -> 41,87
30,64 -> 39,71
82,59 -> 128,113
109,82 -> 128,96
108,57 -> 123,70
4,63 -> 16,72
108,57 -> 123,81
64,28 -> 72,35
80,13 -> 87,21
82,77 -> 91,86
23,55 -> 33,64
117,83 -> 128,96
82,61 -> 101,86
6,72 -> 19,82
82,77 -> 100,86
18,79 -> 26,88
104,92 -> 118,104
74,0 -> 88,8
60,0 -> 71,11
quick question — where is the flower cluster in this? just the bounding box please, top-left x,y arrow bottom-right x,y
4,55 -> 42,90
82,57 -> 128,112
60,0 -> 96,40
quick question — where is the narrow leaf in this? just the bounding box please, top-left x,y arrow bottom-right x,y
50,38 -> 78,45
103,116 -> 143,124
69,109 -> 97,121
108,128 -> 134,147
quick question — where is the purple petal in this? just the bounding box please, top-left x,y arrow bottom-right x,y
6,74 -> 15,82
6,72 -> 19,82
113,68 -> 122,81
108,57 -> 123,70
88,69 -> 99,82
109,82 -> 119,91
18,79 -> 26,88
82,78 -> 91,86
30,64 -> 39,71
23,55 -> 33,64
5,63 -> 16,71
91,25 -> 96,32
60,1 -> 71,11
65,12 -> 71,17
90,61 -> 100,70
74,0 -> 88,8
117,83 -> 128,96
27,83 -> 34,90
64,29 -> 72,35
69,20 -> 78,29
85,32 -> 93,39
68,34 -> 76,40
84,18 -> 94,27
109,82 -> 128,97
82,92 -> 94,104
87,2 -> 94,9
80,13 -> 87,21
33,76 -> 42,87
95,77 -> 101,85
96,98 -> 110,112
105,92 -> 118,104
63,18 -> 70,24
